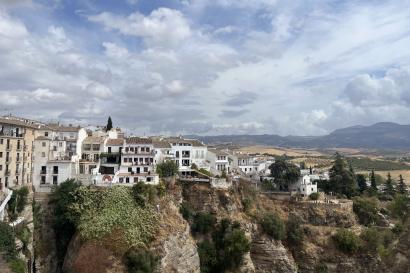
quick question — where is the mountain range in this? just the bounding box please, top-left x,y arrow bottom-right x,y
188,122 -> 410,151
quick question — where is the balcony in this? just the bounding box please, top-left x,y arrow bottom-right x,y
40,169 -> 47,175
52,170 -> 59,175
4,170 -> 10,176
6,145 -> 12,151
5,157 -> 12,164
16,157 -> 21,163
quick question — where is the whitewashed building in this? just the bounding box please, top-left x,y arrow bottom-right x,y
164,137 -> 208,171
291,175 -> 318,197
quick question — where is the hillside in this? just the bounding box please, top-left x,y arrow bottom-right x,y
189,122 -> 410,151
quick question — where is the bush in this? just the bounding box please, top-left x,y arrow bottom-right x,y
361,228 -> 380,252
197,219 -> 250,273
180,202 -> 194,221
392,222 -> 405,235
125,248 -> 159,273
260,213 -> 285,240
309,192 -> 320,200
49,179 -> 81,261
286,214 -> 304,245
198,168 -> 213,177
352,197 -> 379,226
315,262 -> 328,273
197,240 -> 217,273
9,259 -> 26,273
0,222 -> 17,261
333,229 -> 361,254
132,183 -> 157,207
192,212 -> 216,234
242,198 -> 252,212
7,186 -> 29,220
389,194 -> 410,221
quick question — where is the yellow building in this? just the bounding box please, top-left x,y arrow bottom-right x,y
0,116 -> 44,191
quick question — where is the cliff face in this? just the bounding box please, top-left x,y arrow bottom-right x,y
56,182 -> 410,273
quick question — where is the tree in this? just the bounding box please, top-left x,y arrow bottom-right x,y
357,174 -> 367,194
125,248 -> 159,273
389,194 -> 409,221
370,170 -> 377,190
106,116 -> 113,131
397,175 -> 407,194
49,179 -> 81,261
156,160 -> 179,178
269,158 -> 300,191
329,153 -> 356,197
286,214 -> 304,245
384,172 -> 395,197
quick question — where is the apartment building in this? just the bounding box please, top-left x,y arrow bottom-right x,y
0,116 -> 41,191
207,148 -> 233,174
164,137 -> 208,171
32,124 -> 81,191
117,137 -> 159,185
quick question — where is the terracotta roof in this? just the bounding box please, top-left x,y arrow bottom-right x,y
126,137 -> 152,145
47,124 -> 81,132
107,138 -> 124,146
0,116 -> 45,129
83,136 -> 105,144
152,140 -> 171,148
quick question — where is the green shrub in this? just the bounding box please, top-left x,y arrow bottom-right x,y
0,222 -> 17,261
260,213 -> 285,240
198,168 -> 213,177
361,228 -> 380,252
7,186 -> 29,220
125,248 -> 159,273
333,229 -> 361,254
180,202 -> 194,221
9,259 -> 26,273
309,192 -> 320,200
389,194 -> 410,221
197,240 -> 217,273
132,183 -> 157,207
197,219 -> 250,273
192,212 -> 216,234
315,262 -> 328,273
392,222 -> 405,235
49,179 -> 81,260
352,197 -> 379,226
242,198 -> 252,212
287,214 -> 304,245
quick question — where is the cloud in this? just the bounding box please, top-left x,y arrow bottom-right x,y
88,8 -> 191,47
219,109 -> 248,118
225,91 -> 258,106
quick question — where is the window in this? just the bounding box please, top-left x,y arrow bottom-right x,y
5,177 -> 8,187
45,132 -> 49,137
41,166 -> 46,174
53,176 -> 58,185
41,152 -> 46,157
144,167 -> 148,173
53,166 -> 58,174
0,165 -> 2,171
128,167 -> 132,173
119,177 -> 124,183
0,152 -> 2,158
41,176 -> 46,184
0,139 -> 3,144
147,177 -> 152,182
124,158 -> 128,163
42,142 -> 46,147
59,142 -> 62,147
126,177 -> 130,183
79,164 -> 85,174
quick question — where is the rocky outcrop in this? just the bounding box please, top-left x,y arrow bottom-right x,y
296,205 -> 356,227
158,226 -> 200,273
250,236 -> 297,273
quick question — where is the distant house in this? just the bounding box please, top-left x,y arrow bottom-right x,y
290,175 -> 318,197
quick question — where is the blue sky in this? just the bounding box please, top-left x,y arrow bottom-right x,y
1,0 -> 410,136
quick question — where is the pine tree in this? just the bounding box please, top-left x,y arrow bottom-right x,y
356,174 -> 367,193
384,172 -> 395,197
106,116 -> 113,131
397,175 -> 407,194
370,170 -> 377,190
329,153 -> 356,197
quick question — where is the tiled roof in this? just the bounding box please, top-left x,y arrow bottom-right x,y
83,136 -> 105,144
163,137 -> 205,147
0,116 -> 45,129
107,138 -> 124,146
152,140 -> 172,148
47,124 -> 81,132
126,137 -> 153,145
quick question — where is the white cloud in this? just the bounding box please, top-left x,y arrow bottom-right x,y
88,8 -> 191,47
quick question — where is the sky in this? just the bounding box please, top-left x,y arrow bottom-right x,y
1,0 -> 410,136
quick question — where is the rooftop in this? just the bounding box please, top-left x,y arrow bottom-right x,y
83,136 -> 105,144
152,140 -> 172,148
126,137 -> 153,145
0,115 -> 45,129
106,138 -> 124,146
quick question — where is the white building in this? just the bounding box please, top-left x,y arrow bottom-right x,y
291,175 -> 318,197
164,137 -> 208,171
207,148 -> 232,175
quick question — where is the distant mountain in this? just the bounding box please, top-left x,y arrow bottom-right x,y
188,122 -> 410,151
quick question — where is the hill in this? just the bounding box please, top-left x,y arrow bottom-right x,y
189,122 -> 410,151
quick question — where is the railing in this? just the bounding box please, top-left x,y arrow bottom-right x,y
40,170 -> 47,174
6,145 -> 12,151
5,157 -> 12,163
